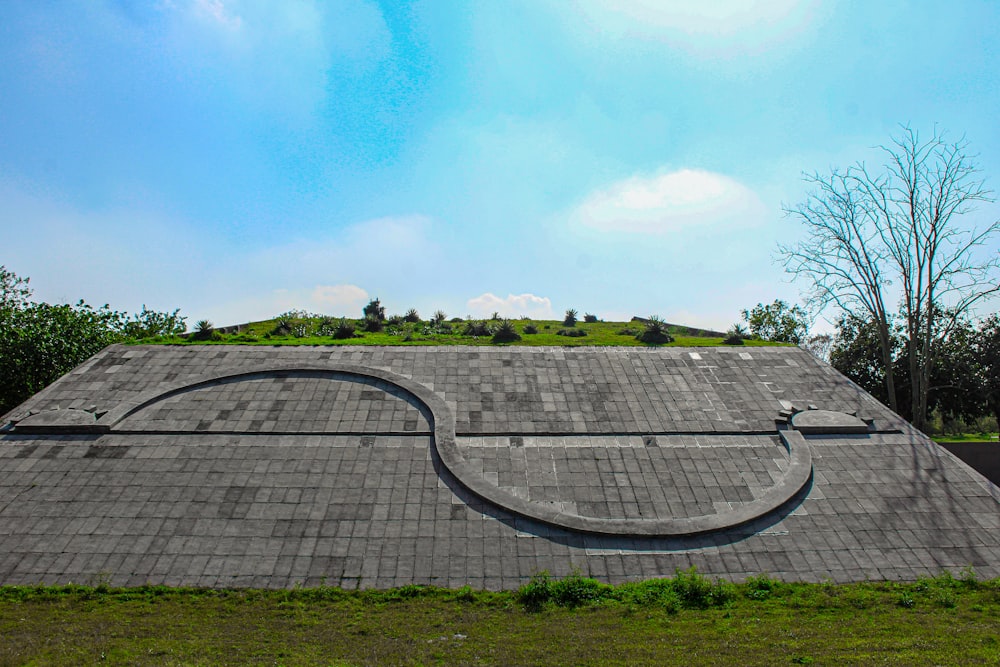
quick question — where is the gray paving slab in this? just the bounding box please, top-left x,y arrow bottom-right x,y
0,344 -> 998,589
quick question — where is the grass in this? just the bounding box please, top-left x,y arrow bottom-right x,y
933,432 -> 998,443
137,317 -> 787,348
0,571 -> 997,665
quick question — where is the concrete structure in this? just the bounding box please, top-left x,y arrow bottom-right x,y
1,344 -> 998,589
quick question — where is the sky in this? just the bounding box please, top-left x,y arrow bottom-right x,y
2,0 -> 999,332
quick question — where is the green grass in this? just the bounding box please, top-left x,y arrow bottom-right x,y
138,317 -> 786,348
0,572 -> 997,665
933,432 -> 999,443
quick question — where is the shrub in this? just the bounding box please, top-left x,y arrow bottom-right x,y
616,579 -> 681,613
523,324 -> 538,334
450,316 -> 464,323
362,315 -> 384,333
193,319 -> 220,341
432,310 -> 447,325
583,313 -> 598,323
490,311 -> 501,321
563,309 -> 578,327
517,572 -> 553,611
723,332 -> 745,345
403,308 -> 420,323
556,328 -> 587,337
724,324 -> 747,345
462,320 -> 492,337
550,571 -> 608,608
618,327 -> 639,336
744,573 -> 779,600
386,314 -> 404,327
672,567 -> 734,609
332,318 -> 356,339
492,319 -> 521,343
363,298 -> 385,321
271,318 -> 293,337
636,316 -> 674,344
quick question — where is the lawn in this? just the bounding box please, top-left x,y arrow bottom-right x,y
0,572 -> 997,666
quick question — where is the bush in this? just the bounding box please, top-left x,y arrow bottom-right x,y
271,318 -> 293,336
672,567 -> 735,609
432,310 -> 447,325
550,571 -> 608,608
616,579 -> 681,613
563,309 -> 578,327
618,327 -> 639,336
362,315 -> 384,333
462,320 -> 492,337
636,316 -> 674,344
556,328 -> 586,337
492,319 -> 521,344
723,332 -> 745,345
403,308 -> 420,323
363,298 -> 385,321
193,319 -> 219,341
583,313 -> 598,323
517,572 -> 553,611
332,318 -> 356,340
523,324 -> 538,334
744,573 -> 780,600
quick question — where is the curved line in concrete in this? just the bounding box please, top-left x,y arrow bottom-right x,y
98,363 -> 812,537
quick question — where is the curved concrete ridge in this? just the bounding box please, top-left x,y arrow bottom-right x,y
94,363 -> 812,537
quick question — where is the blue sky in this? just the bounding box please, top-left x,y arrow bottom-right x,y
2,0 -> 999,331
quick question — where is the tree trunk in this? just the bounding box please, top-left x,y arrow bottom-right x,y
877,321 -> 899,413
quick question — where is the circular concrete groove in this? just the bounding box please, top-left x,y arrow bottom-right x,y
96,363 -> 813,537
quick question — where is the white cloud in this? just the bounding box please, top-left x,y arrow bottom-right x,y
312,284 -> 368,309
466,293 -> 554,319
566,0 -> 819,55
571,168 -> 766,234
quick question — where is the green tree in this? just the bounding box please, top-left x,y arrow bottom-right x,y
0,266 -> 185,415
976,315 -> 1000,429
741,300 -> 809,344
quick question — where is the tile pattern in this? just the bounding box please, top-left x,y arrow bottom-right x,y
118,372 -> 430,434
0,344 -> 997,589
457,435 -> 789,520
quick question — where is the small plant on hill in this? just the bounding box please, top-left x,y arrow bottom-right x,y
583,313 -> 598,323
271,318 -> 293,336
403,308 -> 420,323
315,316 -> 337,337
386,314 -> 404,327
523,323 -> 538,334
557,328 -> 587,337
192,319 -> 218,341
618,327 -> 639,336
637,316 -> 674,344
332,318 -> 356,340
492,319 -> 521,344
431,310 -> 447,325
563,309 -> 578,327
362,315 -> 384,333
462,320 -> 492,337
723,324 -> 747,345
363,298 -> 385,322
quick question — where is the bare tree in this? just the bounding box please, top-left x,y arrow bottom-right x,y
779,127 -> 1000,431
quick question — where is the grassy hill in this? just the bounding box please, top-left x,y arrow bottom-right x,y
143,313 -> 784,347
